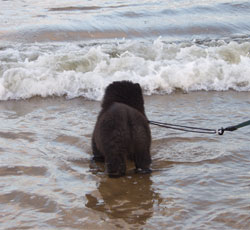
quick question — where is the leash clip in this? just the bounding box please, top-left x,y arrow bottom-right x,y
217,128 -> 224,135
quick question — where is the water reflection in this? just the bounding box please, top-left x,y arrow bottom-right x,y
86,173 -> 161,226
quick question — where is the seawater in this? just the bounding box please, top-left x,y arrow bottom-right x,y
0,0 -> 250,229
0,39 -> 250,100
1,0 -> 250,42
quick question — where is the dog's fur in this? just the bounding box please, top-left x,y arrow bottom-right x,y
91,81 -> 151,177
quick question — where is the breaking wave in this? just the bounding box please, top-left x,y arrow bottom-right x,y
0,38 -> 250,101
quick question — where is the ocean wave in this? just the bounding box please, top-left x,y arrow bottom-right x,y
0,38 -> 250,101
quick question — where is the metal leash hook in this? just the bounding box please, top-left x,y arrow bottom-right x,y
217,127 -> 224,135
218,124 -> 240,135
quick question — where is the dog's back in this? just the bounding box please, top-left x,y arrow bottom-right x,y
92,81 -> 151,177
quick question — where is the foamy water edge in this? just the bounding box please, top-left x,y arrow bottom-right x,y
0,38 -> 250,101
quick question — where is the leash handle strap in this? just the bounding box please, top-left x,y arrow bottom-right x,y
218,119 -> 250,135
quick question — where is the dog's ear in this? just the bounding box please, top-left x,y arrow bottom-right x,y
135,83 -> 140,88
135,83 -> 143,94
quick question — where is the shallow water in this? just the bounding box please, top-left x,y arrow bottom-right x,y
0,92 -> 250,229
0,0 -> 250,229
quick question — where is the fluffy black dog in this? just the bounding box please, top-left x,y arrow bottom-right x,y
92,81 -> 151,177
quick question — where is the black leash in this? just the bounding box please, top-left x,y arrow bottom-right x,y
149,119 -> 250,135
149,120 -> 216,134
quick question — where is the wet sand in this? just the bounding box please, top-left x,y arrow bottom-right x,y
0,91 -> 250,229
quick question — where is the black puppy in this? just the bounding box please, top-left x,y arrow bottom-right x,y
91,81 -> 151,177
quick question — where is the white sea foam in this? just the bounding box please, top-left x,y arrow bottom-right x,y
0,39 -> 250,101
